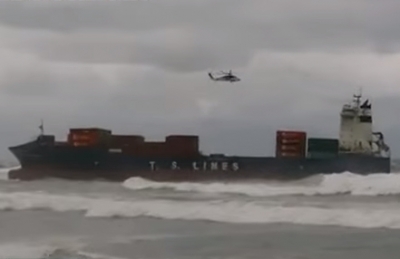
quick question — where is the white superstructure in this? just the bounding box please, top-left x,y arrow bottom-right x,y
339,93 -> 390,157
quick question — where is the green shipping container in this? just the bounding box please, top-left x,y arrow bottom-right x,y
307,151 -> 338,159
307,138 -> 339,153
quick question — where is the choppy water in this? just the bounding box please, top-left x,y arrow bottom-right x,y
1,166 -> 400,259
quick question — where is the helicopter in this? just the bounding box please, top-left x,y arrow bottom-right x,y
208,70 -> 241,83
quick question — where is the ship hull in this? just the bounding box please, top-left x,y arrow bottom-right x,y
8,140 -> 391,182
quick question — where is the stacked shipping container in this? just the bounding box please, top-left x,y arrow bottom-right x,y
110,135 -> 145,148
166,135 -> 199,158
65,127 -> 200,158
68,128 -> 112,147
307,138 -> 339,158
106,134 -> 200,158
65,127 -> 339,160
129,141 -> 169,157
275,130 -> 306,158
60,126 -> 343,160
61,125 -> 203,159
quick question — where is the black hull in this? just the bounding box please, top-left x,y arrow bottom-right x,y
8,139 -> 391,182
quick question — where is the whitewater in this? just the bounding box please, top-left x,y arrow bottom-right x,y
1,167 -> 400,259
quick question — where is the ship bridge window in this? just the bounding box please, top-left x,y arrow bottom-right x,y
359,116 -> 372,123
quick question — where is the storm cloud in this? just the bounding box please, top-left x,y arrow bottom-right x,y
1,0 -> 400,163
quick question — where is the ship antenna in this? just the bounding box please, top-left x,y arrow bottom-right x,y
39,119 -> 44,136
353,87 -> 362,108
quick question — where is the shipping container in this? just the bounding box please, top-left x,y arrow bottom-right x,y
166,135 -> 200,156
67,127 -> 112,147
307,138 -> 339,153
276,131 -> 306,143
307,151 -> 338,159
111,135 -> 145,148
166,135 -> 199,146
166,135 -> 199,140
69,128 -> 112,135
276,149 -> 305,158
277,144 -> 304,151
276,140 -> 306,148
118,135 -> 200,158
275,151 -> 304,158
276,130 -> 307,138
68,134 -> 97,145
277,138 -> 305,145
276,145 -> 306,157
277,150 -> 305,157
275,130 -> 306,158
126,141 -> 171,158
307,138 -> 338,145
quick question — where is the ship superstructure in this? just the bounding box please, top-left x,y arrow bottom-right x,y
339,93 -> 390,157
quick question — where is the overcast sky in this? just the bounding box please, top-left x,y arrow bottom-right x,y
1,0 -> 400,163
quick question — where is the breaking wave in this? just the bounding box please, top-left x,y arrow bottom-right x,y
0,243 -> 54,259
0,241 -> 126,259
0,165 -> 20,180
1,191 -> 400,229
123,172 -> 400,197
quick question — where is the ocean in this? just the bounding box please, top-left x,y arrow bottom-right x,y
1,165 -> 400,259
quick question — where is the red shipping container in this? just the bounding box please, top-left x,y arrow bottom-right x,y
166,136 -> 199,147
276,139 -> 306,146
70,128 -> 112,135
276,143 -> 306,150
276,138 -> 304,145
277,141 -> 306,149
111,135 -> 145,148
68,128 -> 112,146
276,137 -> 306,142
276,137 -> 306,145
276,144 -> 306,156
275,130 -> 306,158
277,144 -> 303,151
117,135 -> 200,158
68,133 -> 98,146
276,130 -> 306,138
276,147 -> 306,158
276,148 -> 305,156
276,152 -> 303,157
166,135 -> 199,155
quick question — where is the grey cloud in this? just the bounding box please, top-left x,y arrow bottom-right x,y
0,0 -> 237,32
0,55 -> 111,98
2,0 -> 400,49
31,30 -> 251,73
3,0 -> 400,73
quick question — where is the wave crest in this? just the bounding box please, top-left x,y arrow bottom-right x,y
123,172 -> 400,197
0,191 -> 400,229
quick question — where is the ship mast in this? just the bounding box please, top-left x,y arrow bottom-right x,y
352,87 -> 362,109
39,119 -> 44,136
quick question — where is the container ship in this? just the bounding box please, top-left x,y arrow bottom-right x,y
7,93 -> 391,182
